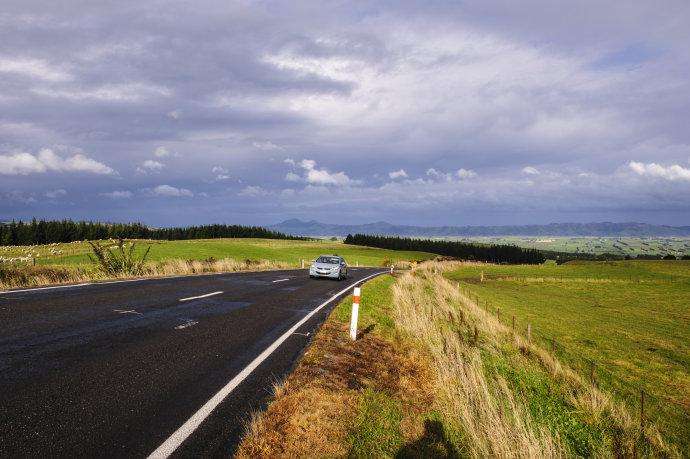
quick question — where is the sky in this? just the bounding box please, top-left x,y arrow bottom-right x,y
1,0 -> 690,227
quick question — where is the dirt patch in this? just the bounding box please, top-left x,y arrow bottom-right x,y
236,319 -> 434,458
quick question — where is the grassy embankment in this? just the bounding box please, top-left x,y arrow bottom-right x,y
444,260 -> 690,454
0,238 -> 434,290
238,261 -> 681,457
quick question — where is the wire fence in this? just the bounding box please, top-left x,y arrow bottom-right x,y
457,283 -> 689,450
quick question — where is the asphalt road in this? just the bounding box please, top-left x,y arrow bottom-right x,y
0,267 -> 383,458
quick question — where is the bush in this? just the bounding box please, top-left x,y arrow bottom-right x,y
88,238 -> 151,275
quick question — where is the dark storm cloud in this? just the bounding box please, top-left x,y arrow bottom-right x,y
1,0 -> 689,225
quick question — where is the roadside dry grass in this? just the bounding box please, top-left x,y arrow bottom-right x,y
0,257 -> 292,290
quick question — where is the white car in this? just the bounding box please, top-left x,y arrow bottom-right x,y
309,255 -> 348,280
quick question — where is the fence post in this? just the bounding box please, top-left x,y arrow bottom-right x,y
512,315 -> 515,331
496,308 -> 500,321
480,271 -> 484,282
301,259 -> 304,269
527,323 -> 531,342
390,265 -> 394,274
349,287 -> 361,340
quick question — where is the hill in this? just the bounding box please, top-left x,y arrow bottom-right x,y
271,219 -> 690,237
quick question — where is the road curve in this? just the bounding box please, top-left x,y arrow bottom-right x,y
0,268 -> 384,457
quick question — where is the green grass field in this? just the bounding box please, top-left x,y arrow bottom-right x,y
0,238 -> 435,268
441,236 -> 690,257
444,260 -> 690,453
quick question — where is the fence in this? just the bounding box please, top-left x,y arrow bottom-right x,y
456,283 -> 689,451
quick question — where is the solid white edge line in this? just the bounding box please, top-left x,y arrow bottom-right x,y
178,291 -> 223,302
0,283 -> 92,294
271,278 -> 290,283
147,271 -> 385,459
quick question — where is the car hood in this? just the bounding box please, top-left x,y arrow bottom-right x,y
312,262 -> 339,269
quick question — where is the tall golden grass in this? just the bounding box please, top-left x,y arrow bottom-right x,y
393,261 -> 676,457
0,258 -> 293,290
393,263 -> 563,457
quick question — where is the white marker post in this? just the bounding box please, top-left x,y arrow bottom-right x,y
390,265 -> 394,274
301,259 -> 305,269
349,287 -> 361,340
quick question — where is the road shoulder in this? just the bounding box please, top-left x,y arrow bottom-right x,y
235,273 -> 440,457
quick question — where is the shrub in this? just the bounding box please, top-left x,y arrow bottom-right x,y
88,238 -> 151,275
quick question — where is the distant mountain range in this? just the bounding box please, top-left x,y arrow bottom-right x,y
270,219 -> 690,237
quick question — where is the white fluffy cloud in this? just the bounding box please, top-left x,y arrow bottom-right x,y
252,140 -> 282,151
426,168 -> 453,181
211,165 -> 230,180
151,184 -> 193,197
0,148 -> 115,175
457,168 -> 477,179
286,159 -> 355,186
238,185 -> 270,197
628,161 -> 690,182
268,160 -> 690,220
421,167 -> 477,182
136,159 -> 165,174
101,190 -> 133,199
522,166 -> 540,175
389,169 -> 408,179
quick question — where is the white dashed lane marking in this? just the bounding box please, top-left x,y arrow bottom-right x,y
113,309 -> 143,315
179,291 -> 223,302
272,278 -> 290,283
175,320 -> 199,330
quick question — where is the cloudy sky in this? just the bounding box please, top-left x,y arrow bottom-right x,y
1,0 -> 690,227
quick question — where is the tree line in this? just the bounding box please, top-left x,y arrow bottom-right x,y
344,233 -> 547,264
0,219 -> 304,246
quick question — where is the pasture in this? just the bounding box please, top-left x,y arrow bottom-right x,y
445,260 -> 690,453
0,238 -> 435,268
446,236 -> 690,258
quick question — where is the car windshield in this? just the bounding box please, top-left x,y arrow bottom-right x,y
316,256 -> 340,264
